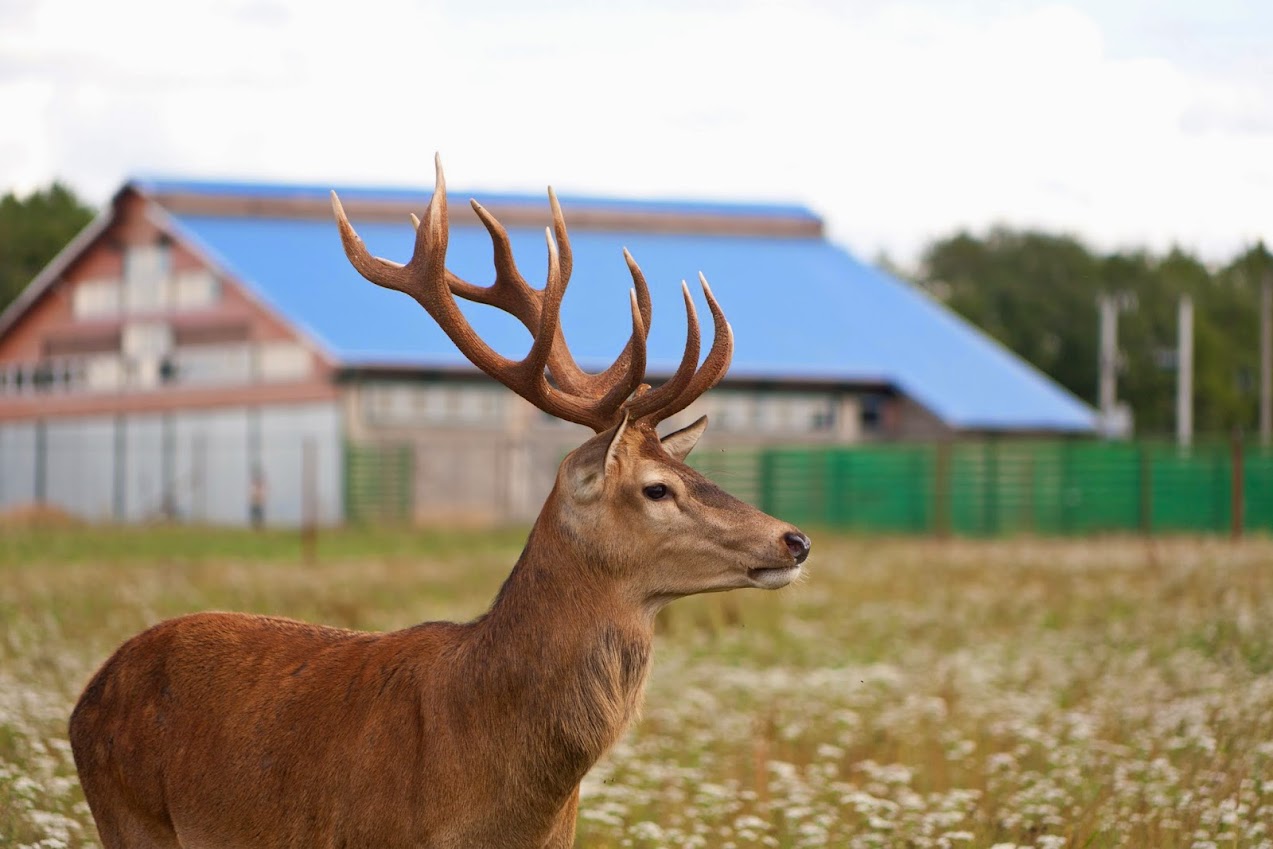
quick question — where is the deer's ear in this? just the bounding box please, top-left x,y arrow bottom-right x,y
603,412 -> 630,476
660,416 -> 708,461
566,415 -> 630,502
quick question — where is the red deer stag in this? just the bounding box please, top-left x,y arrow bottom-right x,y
69,156 -> 811,849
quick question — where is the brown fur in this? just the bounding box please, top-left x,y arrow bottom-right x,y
69,422 -> 807,848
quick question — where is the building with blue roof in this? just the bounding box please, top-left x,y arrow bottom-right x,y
0,173 -> 1096,525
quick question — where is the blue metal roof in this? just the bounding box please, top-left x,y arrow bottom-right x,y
151,184 -> 1095,432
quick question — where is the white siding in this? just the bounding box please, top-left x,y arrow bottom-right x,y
45,417 -> 116,520
1,403 -> 343,526
259,404 -> 343,526
122,415 -> 166,522
0,422 -> 38,510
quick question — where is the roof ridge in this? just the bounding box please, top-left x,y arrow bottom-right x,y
128,176 -> 820,223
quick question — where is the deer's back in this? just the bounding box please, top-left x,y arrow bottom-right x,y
69,611 -> 472,847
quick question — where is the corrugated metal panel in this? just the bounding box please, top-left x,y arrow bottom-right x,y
122,415 -> 166,522
46,416 -> 116,520
173,409 -> 249,524
259,403 -> 343,525
164,201 -> 1096,433
0,421 -> 38,510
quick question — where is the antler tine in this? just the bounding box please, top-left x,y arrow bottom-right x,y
430,184 -> 652,409
623,281 -> 702,419
336,155 -> 662,432
332,193 -> 410,293
464,200 -> 541,321
336,156 -> 585,428
641,273 -> 734,427
592,289 -> 649,415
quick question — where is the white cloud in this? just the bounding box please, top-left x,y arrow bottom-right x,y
0,0 -> 1269,265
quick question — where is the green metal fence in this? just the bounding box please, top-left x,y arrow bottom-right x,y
695,440 -> 1273,537
344,443 -> 414,524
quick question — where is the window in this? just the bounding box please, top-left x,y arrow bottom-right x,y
169,270 -> 220,310
72,278 -> 121,318
712,392 -> 755,432
85,356 -> 124,392
363,381 -> 504,427
861,394 -> 885,432
122,322 -> 173,359
258,342 -> 311,382
123,244 -> 170,313
170,344 -> 253,386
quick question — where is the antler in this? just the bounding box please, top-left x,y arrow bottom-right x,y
331,155 -> 732,432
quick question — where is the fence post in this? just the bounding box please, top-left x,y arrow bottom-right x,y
113,414 -> 126,521
933,438 -> 951,538
1232,429 -> 1245,539
1138,443 -> 1153,534
985,438 -> 1000,536
34,417 -> 47,504
301,437 -> 318,563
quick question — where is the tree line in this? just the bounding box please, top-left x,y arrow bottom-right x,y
911,229 -> 1271,437
2,182 -> 1269,438
0,183 -> 95,315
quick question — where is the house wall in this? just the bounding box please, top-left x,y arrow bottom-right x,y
0,402 -> 343,526
0,189 -> 336,422
0,189 -> 347,526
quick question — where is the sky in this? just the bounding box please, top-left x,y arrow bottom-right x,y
1,0 -> 1270,268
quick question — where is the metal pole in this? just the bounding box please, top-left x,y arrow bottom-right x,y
113,414 -> 126,521
192,434 -> 207,523
1231,429 -> 1244,539
34,417 -> 47,504
1177,295 -> 1193,448
1098,294 -> 1118,431
301,437 -> 317,564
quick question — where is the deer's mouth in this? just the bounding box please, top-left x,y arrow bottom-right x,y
747,563 -> 801,589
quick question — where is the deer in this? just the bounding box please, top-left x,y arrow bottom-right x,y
69,156 -> 812,849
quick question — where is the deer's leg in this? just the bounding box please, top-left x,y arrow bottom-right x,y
80,779 -> 180,849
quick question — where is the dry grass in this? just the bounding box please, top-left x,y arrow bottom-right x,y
2,530 -> 1271,848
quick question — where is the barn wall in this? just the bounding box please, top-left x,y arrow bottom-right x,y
0,401 -> 343,526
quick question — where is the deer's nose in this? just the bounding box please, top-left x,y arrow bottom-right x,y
783,531 -> 811,564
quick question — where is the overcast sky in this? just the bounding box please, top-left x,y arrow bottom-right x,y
2,0 -> 1269,267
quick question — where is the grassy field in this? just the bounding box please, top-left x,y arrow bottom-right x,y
2,526 -> 1271,848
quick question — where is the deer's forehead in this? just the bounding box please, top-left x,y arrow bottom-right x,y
675,467 -> 738,509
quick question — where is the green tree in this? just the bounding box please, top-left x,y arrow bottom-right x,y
916,228 -> 1269,438
0,182 -> 96,313
919,227 -> 1102,405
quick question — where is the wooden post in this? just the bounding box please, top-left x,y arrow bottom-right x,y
1232,429 -> 1245,539
301,437 -> 317,564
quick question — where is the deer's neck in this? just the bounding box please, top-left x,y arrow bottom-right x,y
454,515 -> 653,799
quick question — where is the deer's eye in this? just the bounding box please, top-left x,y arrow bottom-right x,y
643,483 -> 669,501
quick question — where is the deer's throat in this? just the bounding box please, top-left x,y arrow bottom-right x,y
460,536 -> 654,790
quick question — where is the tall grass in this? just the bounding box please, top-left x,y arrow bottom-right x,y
2,529 -> 1271,847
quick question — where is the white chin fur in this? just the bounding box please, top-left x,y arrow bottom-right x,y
748,564 -> 801,590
